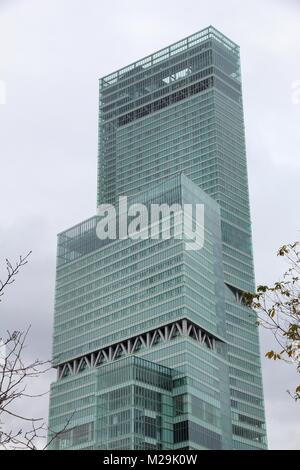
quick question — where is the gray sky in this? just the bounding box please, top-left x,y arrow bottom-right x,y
0,0 -> 300,450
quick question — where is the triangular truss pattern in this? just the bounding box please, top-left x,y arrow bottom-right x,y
57,318 -> 220,379
225,283 -> 246,305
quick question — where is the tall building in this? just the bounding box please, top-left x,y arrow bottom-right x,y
48,26 -> 267,450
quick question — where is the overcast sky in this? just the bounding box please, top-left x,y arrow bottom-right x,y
0,0 -> 300,450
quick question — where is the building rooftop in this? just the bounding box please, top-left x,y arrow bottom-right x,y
100,25 -> 239,86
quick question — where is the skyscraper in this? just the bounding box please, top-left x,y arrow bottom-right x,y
48,26 -> 267,450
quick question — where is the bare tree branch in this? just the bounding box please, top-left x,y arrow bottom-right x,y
0,251 -> 32,302
0,252 -> 71,449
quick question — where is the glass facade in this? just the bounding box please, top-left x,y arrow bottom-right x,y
48,26 -> 267,450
